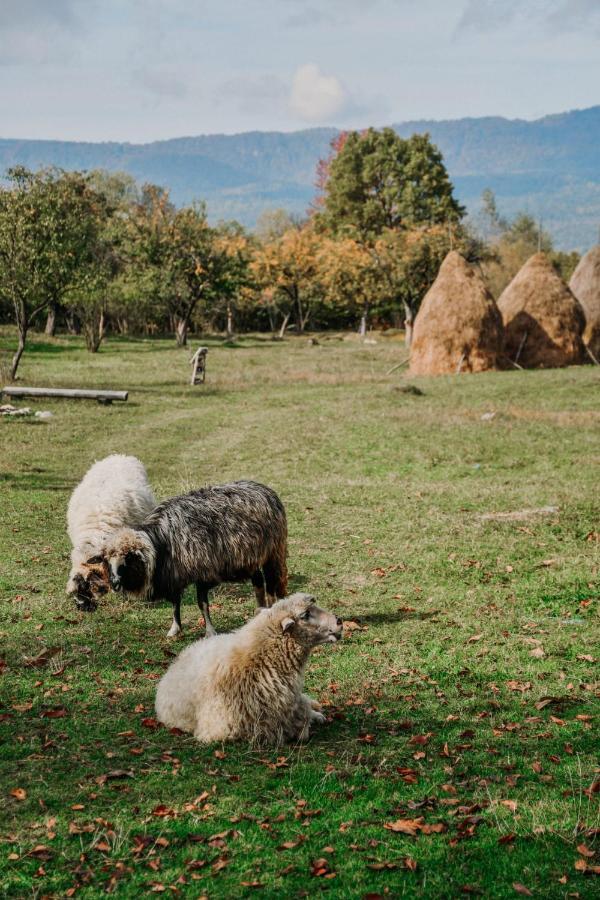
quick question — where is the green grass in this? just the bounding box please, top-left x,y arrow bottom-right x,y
1,327 -> 598,899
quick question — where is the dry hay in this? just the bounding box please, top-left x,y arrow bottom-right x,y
409,251 -> 504,376
569,245 -> 600,361
498,252 -> 586,368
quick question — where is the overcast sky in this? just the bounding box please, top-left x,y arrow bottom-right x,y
3,0 -> 599,143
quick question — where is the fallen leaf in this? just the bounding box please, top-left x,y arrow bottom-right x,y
10,788 -> 26,801
22,647 -> 61,668
530,646 -> 545,659
408,733 -> 432,745
577,843 -> 595,858
40,706 -> 67,718
141,717 -> 159,729
311,858 -> 334,878
384,818 -> 423,836
507,681 -> 531,693
513,883 -> 533,896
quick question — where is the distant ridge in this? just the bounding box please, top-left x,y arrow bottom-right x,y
1,106 -> 599,250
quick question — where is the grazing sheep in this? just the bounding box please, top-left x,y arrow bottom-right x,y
155,593 -> 342,746
67,454 -> 156,610
102,480 -> 288,638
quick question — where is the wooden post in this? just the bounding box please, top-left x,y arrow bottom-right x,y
190,347 -> 208,385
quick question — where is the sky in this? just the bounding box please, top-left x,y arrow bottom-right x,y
3,0 -> 599,143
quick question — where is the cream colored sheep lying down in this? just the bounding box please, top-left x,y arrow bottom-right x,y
155,593 -> 342,747
66,454 -> 156,609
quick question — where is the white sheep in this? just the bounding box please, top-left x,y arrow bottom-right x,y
66,454 -> 156,608
155,593 -> 342,747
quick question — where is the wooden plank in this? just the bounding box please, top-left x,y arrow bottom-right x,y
2,386 -> 128,402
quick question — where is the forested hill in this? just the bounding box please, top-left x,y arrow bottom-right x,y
1,106 -> 598,250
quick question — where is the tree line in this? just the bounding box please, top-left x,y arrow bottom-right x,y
0,129 -> 579,380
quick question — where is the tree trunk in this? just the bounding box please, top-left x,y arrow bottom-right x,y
45,301 -> 58,336
66,311 -> 81,335
226,303 -> 234,337
175,318 -> 189,347
277,312 -> 290,340
10,326 -> 27,381
403,301 -> 414,348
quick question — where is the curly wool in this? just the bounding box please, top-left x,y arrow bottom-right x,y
155,595 -> 338,747
66,455 -> 156,595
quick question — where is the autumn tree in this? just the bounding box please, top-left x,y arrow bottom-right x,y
0,167 -> 109,380
317,237 -> 381,335
315,128 -> 464,240
130,189 -> 249,346
251,225 -> 322,335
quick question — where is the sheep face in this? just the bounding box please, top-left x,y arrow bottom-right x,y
104,529 -> 154,596
279,593 -> 343,648
68,557 -> 110,612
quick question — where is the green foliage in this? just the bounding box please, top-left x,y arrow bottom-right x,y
0,167 -> 109,378
477,192 -> 581,298
315,128 -> 464,240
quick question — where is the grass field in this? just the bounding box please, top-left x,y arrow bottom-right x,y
1,328 -> 599,899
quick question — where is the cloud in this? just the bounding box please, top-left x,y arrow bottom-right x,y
0,0 -> 86,64
456,0 -> 600,35
289,63 -> 347,122
135,67 -> 189,100
215,75 -> 288,115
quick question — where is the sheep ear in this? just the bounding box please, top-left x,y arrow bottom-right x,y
281,616 -> 295,633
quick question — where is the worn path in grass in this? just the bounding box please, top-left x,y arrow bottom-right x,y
0,330 -> 598,898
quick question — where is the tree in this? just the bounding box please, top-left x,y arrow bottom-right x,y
255,208 -> 303,243
317,237 -> 381,335
251,226 -> 322,335
315,127 -> 464,240
130,189 -> 248,346
0,167 -> 107,380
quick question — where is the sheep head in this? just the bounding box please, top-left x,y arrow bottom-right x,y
68,555 -> 110,612
104,528 -> 155,596
276,593 -> 343,647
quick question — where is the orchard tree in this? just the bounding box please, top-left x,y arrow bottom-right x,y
317,237 -> 381,335
251,225 -> 322,335
0,167 -> 108,380
315,127 -> 464,240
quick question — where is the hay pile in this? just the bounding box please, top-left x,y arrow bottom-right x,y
569,245 -> 600,361
409,251 -> 504,376
497,252 -> 585,368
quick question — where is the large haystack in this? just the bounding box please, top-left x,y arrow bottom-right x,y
497,252 -> 586,368
409,251 -> 504,376
569,245 -> 600,361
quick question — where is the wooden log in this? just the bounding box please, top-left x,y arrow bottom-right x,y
1,386 -> 128,404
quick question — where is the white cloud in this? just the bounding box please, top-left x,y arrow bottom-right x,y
289,63 -> 346,122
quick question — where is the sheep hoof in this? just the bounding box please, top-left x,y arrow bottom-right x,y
311,710 -> 327,725
167,623 -> 182,638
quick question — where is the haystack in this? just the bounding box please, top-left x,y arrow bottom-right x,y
409,251 -> 504,376
569,245 -> 600,361
497,252 -> 585,368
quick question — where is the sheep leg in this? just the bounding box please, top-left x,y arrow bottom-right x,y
251,569 -> 267,608
167,596 -> 183,638
196,583 -> 217,637
263,558 -> 285,607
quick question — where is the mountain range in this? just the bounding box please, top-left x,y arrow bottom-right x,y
1,105 -> 599,250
